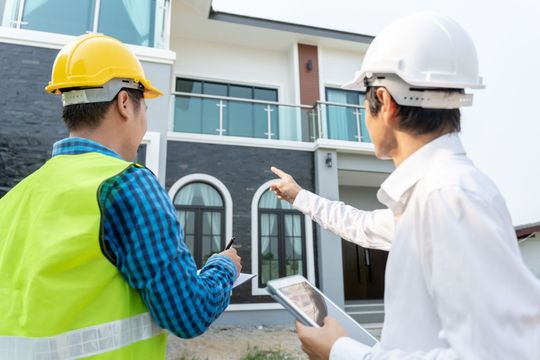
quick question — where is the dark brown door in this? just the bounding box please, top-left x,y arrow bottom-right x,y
342,239 -> 388,300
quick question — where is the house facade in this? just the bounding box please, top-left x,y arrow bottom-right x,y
2,0 -> 533,327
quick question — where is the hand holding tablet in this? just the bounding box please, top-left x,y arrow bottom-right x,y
266,275 -> 378,346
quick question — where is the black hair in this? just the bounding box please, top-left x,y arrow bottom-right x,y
62,88 -> 143,131
366,86 -> 461,135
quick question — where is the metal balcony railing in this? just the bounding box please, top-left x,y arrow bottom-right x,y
315,101 -> 371,143
172,93 -> 371,144
172,92 -> 317,142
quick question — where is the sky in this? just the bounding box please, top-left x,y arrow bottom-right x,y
214,0 -> 540,227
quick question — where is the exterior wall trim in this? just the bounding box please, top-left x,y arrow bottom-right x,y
226,303 -> 284,311
167,132 -> 315,152
250,180 -> 315,296
167,174 -> 234,241
141,131 -> 161,176
0,27 -> 176,64
167,132 -> 378,155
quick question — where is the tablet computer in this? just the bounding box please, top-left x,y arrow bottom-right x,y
266,275 -> 378,346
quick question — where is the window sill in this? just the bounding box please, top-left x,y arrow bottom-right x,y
0,27 -> 176,64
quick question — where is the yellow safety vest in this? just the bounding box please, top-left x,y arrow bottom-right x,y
0,152 -> 167,359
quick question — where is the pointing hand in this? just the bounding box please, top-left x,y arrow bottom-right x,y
269,166 -> 302,204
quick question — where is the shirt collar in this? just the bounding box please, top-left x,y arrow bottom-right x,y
52,137 -> 123,160
377,133 -> 466,215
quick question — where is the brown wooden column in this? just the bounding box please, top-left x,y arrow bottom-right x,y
298,44 -> 320,106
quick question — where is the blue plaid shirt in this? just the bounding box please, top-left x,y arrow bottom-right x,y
52,137 -> 237,338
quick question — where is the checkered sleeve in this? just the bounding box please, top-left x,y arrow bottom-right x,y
99,165 -> 237,338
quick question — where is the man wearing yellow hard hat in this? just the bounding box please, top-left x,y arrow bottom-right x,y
0,34 -> 241,359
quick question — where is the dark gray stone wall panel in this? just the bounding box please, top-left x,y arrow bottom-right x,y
166,141 -> 316,303
0,43 -> 65,190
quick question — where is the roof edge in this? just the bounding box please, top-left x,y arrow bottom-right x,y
209,9 -> 374,44
515,221 -> 540,238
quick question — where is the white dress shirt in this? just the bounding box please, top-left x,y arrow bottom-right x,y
293,134 -> 540,359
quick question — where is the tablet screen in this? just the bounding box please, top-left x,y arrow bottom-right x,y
280,282 -> 328,326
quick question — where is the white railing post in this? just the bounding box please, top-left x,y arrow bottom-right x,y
353,108 -> 362,142
216,100 -> 227,136
264,104 -> 275,139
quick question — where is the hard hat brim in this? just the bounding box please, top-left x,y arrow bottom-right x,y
342,71 -> 366,91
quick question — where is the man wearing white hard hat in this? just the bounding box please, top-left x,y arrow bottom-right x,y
270,13 -> 540,359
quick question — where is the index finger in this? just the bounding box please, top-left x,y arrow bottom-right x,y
270,166 -> 288,179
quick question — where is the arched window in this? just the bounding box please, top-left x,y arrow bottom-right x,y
258,189 -> 306,287
173,182 -> 225,268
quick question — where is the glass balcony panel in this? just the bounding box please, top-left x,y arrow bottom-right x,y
173,94 -> 316,142
227,100 -> 253,138
253,103 -> 269,139
360,108 -> 371,142
201,98 -> 221,135
174,95 -> 202,133
276,106 -> 300,141
326,104 -> 357,141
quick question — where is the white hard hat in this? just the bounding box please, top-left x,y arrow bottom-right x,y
343,13 -> 484,109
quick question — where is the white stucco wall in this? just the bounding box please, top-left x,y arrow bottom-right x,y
171,37 -> 294,104
319,47 -> 365,96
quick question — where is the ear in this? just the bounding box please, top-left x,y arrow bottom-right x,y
377,88 -> 399,128
115,90 -> 130,121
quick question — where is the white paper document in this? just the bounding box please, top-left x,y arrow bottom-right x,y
233,273 -> 256,288
197,269 -> 255,289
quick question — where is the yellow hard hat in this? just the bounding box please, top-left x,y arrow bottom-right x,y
45,33 -> 162,99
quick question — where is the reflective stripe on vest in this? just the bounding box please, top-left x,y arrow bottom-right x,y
0,313 -> 164,360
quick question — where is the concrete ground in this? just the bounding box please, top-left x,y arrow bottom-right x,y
166,324 -> 383,360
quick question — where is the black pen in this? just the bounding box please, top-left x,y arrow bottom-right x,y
224,237 -> 236,250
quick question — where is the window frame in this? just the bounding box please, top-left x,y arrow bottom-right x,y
173,76 -> 281,139
258,206 -> 307,288
5,0 -> 169,48
168,173 -> 234,256
251,180 -> 315,296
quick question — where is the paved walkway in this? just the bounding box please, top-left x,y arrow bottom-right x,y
166,324 -> 383,360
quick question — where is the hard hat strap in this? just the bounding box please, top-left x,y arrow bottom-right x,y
61,78 -> 143,107
366,74 -> 473,109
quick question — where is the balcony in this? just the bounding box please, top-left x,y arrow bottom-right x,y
172,93 -> 372,145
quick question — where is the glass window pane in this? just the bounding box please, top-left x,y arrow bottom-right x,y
136,144 -> 147,165
259,190 -> 293,210
254,88 -> 278,102
174,183 -> 224,207
285,214 -> 304,277
203,82 -> 227,96
260,213 -> 279,286
201,212 -> 222,264
176,79 -> 202,94
21,0 -> 94,36
177,210 -> 195,254
346,91 -> 360,105
99,0 -> 155,47
229,85 -> 252,99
